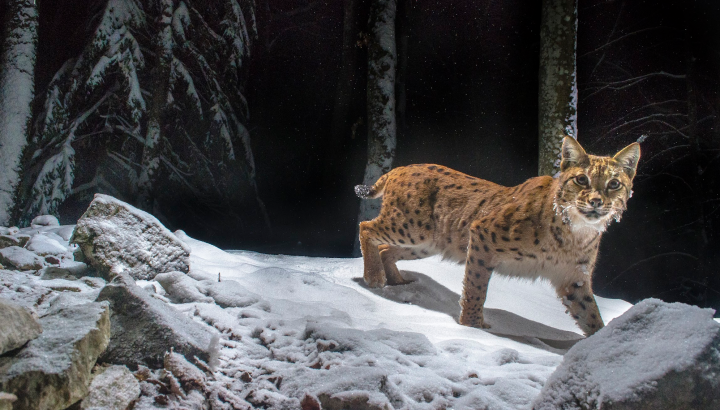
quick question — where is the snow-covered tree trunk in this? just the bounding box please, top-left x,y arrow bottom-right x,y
137,0 -> 174,212
538,0 -> 577,176
0,0 -> 37,225
357,0 -> 396,224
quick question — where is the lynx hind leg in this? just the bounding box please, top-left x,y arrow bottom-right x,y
557,281 -> 605,336
378,245 -> 423,285
359,220 -> 389,288
459,229 -> 493,329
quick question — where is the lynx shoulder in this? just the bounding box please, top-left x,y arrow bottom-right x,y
356,137 -> 640,336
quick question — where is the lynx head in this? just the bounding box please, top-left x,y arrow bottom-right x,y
554,137 -> 641,232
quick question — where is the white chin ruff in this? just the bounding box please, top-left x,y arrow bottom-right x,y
570,209 -> 611,233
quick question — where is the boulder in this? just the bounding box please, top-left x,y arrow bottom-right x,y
0,302 -> 110,410
0,299 -> 42,355
0,246 -> 44,270
80,365 -> 140,410
96,274 -> 216,369
30,215 -> 60,228
532,299 -> 720,410
71,194 -> 191,280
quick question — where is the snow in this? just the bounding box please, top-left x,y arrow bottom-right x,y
0,220 -> 657,409
151,231 -> 633,409
30,214 -> 60,227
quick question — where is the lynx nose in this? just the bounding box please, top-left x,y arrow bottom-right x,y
589,196 -> 603,208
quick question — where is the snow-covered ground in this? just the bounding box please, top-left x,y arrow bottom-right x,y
138,231 -> 633,409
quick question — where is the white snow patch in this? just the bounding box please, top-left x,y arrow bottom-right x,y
166,232 -> 635,408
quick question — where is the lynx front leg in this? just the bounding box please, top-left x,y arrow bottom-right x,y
459,231 -> 493,329
557,281 -> 605,336
359,220 -> 387,288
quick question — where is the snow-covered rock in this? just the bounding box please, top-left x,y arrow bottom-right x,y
25,234 -> 68,256
0,234 -> 28,249
0,246 -> 44,270
71,194 -> 191,280
30,215 -> 60,228
154,271 -> 213,304
0,302 -> 110,410
80,365 -> 140,410
0,298 -> 42,355
96,274 -> 217,368
205,279 -> 260,308
532,299 -> 720,410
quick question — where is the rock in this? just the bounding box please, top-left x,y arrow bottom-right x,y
0,227 -> 19,235
163,351 -> 206,392
0,235 -> 22,249
80,365 -> 140,410
0,302 -> 110,410
0,299 -> 42,355
44,255 -> 62,265
71,194 -> 191,280
39,262 -> 92,280
25,234 -> 68,256
30,215 -> 60,228
0,393 -> 17,410
96,274 -> 216,369
154,271 -> 213,304
318,391 -> 392,410
0,246 -> 44,270
532,299 -> 720,410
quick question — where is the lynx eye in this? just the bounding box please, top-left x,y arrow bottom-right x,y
607,179 -> 621,190
574,175 -> 589,186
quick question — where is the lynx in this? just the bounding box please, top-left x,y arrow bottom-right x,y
355,137 -> 640,336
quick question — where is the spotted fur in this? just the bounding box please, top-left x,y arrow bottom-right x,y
356,137 -> 640,336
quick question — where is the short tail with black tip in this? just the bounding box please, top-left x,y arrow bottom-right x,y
354,173 -> 389,199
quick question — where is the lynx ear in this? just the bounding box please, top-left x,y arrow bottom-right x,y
560,137 -> 589,171
613,142 -> 641,179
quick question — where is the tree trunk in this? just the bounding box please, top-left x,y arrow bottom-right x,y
354,0 -> 396,254
358,0 -> 396,219
0,0 -> 37,225
538,0 -> 577,176
137,0 -> 174,212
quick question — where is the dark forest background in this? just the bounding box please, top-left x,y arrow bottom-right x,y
1,0 -> 719,312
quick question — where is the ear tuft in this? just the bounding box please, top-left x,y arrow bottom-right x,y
613,142 -> 641,178
560,137 -> 589,171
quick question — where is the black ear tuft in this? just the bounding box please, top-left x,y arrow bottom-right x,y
560,137 -> 589,171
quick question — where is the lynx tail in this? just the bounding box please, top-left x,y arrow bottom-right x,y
354,174 -> 389,199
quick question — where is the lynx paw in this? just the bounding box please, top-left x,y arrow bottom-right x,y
364,274 -> 387,288
459,314 -> 491,329
386,276 -> 415,286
